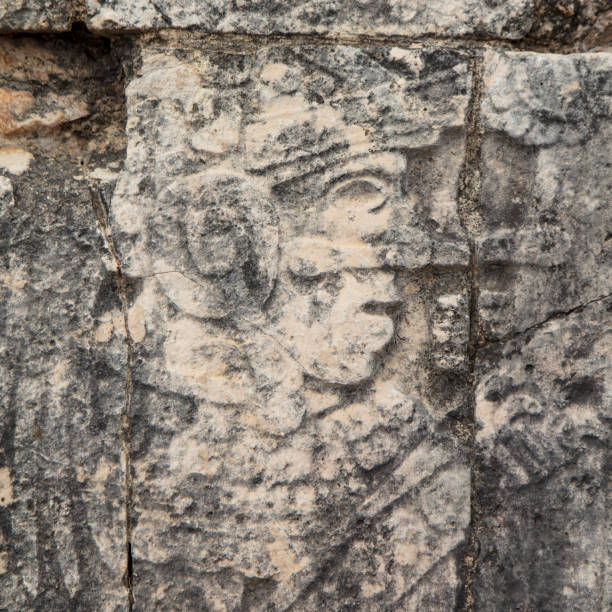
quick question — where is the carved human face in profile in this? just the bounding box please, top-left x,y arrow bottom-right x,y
239,69 -> 410,385
151,151 -> 407,389
146,74 -> 409,390
268,152 -> 406,385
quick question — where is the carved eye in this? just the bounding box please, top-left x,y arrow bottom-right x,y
289,271 -> 342,296
329,178 -> 387,214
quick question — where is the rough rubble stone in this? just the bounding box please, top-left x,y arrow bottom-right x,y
0,37 -> 127,610
99,39 -> 473,610
0,33 -> 129,144
0,1 -> 74,33
0,36 -> 94,136
473,298 -> 611,611
528,0 -> 612,49
478,50 -> 612,341
85,0 -> 534,38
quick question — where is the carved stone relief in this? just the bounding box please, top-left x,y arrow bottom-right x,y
1,11 -> 609,611
96,41 -> 472,609
478,50 -> 612,340
472,49 -> 611,611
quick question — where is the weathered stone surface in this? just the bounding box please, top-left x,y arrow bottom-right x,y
1,7 -> 610,611
473,298 -> 610,611
0,34 -> 128,139
478,50 -> 612,341
86,0 -> 534,38
0,1 -> 73,33
582,8 -> 612,51
100,39 -> 473,609
0,37 -> 127,610
0,155 -> 127,611
472,49 -> 611,611
3,0 -> 611,47
0,36 -> 91,135
528,0 -> 612,49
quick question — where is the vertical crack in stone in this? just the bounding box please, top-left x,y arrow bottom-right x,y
455,52 -> 484,612
88,186 -> 134,610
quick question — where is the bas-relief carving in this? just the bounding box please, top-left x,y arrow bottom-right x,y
471,51 -> 612,612
105,44 -> 471,608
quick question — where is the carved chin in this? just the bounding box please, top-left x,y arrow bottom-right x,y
305,317 -> 394,384
308,353 -> 377,386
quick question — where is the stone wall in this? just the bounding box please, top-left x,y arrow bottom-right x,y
0,3 -> 609,611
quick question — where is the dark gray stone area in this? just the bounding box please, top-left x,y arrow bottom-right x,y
0,34 -> 128,611
473,298 -> 610,611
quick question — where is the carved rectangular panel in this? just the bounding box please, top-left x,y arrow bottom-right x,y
474,50 -> 612,611
103,39 -> 473,609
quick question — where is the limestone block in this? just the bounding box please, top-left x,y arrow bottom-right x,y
105,40 -> 472,609
478,50 -> 612,340
0,37 -> 127,610
476,60 -> 610,609
0,155 -> 127,611
86,0 -> 534,38
473,298 -> 610,611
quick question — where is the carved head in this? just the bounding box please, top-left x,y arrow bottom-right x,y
149,155 -> 404,386
268,152 -> 406,384
110,46 -> 465,390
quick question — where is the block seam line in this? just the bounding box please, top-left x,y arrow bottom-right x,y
455,51 -> 485,612
88,185 -> 135,610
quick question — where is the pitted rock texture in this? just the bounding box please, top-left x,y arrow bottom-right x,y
98,40 -> 473,610
0,36 -> 96,135
474,298 -> 610,611
478,50 -> 612,341
471,49 -> 611,612
2,0 -> 610,48
0,36 -> 127,610
0,1 -> 74,33
85,0 -> 534,38
528,0 -> 612,48
0,130 -> 127,612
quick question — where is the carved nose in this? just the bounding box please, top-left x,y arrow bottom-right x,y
360,273 -> 402,314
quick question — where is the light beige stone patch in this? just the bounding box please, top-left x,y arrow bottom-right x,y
267,525 -> 311,584
0,147 -> 33,175
0,467 -> 14,506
